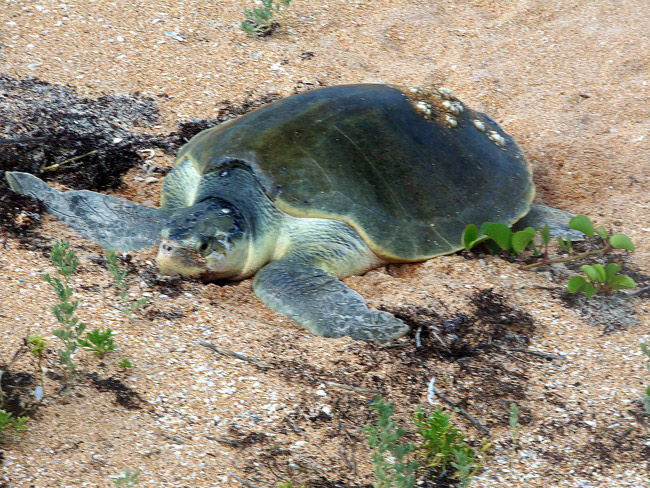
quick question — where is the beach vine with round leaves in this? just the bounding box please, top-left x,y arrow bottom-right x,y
567,263 -> 635,298
462,215 -> 636,298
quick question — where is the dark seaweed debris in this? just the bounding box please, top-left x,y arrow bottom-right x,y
0,74 -> 280,237
0,74 -> 162,190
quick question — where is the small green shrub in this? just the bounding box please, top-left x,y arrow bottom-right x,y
414,407 -> 461,471
44,241 -> 124,378
28,335 -> 47,397
508,403 -> 520,448
113,467 -> 140,487
241,0 -> 291,36
277,483 -> 306,488
414,407 -> 488,487
77,328 -> 116,359
117,358 -> 133,370
365,396 -> 419,488
105,250 -> 146,320
508,403 -> 520,466
0,409 -> 28,440
365,398 -> 487,487
43,240 -> 87,377
28,335 -> 46,357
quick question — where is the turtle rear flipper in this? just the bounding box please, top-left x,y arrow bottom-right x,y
5,171 -> 170,251
253,260 -> 410,343
513,203 -> 584,240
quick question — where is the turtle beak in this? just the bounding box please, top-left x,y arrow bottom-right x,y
156,238 -> 205,278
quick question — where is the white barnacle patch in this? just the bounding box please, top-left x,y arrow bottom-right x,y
442,100 -> 464,115
219,170 -> 229,177
487,130 -> 506,146
408,85 -> 422,94
414,100 -> 432,116
438,87 -> 455,100
221,208 -> 231,214
473,119 -> 486,132
444,114 -> 458,128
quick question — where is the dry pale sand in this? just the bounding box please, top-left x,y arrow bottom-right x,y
1,1 -> 649,487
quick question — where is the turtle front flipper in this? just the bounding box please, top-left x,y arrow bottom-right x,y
6,171 -> 171,251
253,260 -> 410,343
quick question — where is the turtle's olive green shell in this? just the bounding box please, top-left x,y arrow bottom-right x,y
174,84 -> 534,261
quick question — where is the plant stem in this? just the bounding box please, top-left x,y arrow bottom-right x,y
522,243 -> 611,270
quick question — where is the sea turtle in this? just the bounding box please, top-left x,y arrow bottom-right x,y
6,84 -> 573,342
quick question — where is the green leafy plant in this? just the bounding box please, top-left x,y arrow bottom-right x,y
508,403 -> 520,466
414,407 -> 488,487
113,467 -> 140,487
241,0 -> 291,36
365,399 -> 488,487
463,222 -> 539,257
28,335 -> 46,357
641,341 -> 650,415
117,358 -> 133,370
509,403 -> 520,448
105,251 -> 146,320
463,215 -> 634,262
44,241 -> 125,379
567,263 -> 636,298
43,240 -> 87,377
77,328 -> 116,359
365,396 -> 419,488
414,407 -> 460,471
564,216 -> 635,297
462,215 -> 636,297
0,409 -> 28,440
452,446 -> 482,488
565,214 -> 635,253
28,335 -> 47,398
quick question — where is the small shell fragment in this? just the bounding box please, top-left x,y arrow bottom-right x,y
164,31 -> 186,42
427,376 -> 436,405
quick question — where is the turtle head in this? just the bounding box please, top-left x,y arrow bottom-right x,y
156,198 -> 250,281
